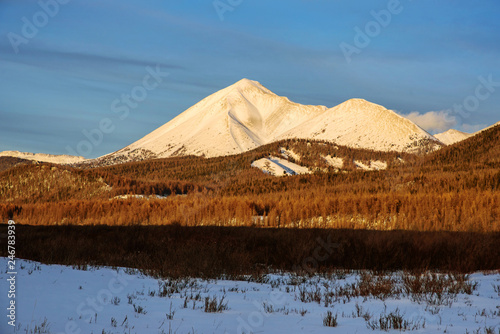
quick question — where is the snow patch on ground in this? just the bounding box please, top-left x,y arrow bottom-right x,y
369,160 -> 388,170
355,160 -> 387,171
112,194 -> 169,200
1,258 -> 499,334
251,156 -> 310,176
323,155 -> 344,169
279,147 -> 301,161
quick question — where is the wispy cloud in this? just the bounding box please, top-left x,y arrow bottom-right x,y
401,110 -> 457,133
0,44 -> 184,72
461,123 -> 488,133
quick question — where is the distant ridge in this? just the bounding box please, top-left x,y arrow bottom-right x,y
427,122 -> 500,167
0,151 -> 86,164
434,129 -> 473,145
435,121 -> 500,146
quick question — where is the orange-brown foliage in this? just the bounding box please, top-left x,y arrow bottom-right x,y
1,130 -> 499,232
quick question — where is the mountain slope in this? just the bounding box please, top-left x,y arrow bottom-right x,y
277,99 -> 441,153
97,80 -> 441,165
0,164 -> 109,203
434,121 -> 500,146
426,122 -> 500,168
0,156 -> 34,172
103,79 -> 326,162
434,129 -> 473,145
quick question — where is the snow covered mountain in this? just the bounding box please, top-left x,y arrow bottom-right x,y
99,79 -> 441,164
0,150 -> 86,164
434,129 -> 473,145
102,79 -> 327,161
434,121 -> 500,146
276,98 -> 440,153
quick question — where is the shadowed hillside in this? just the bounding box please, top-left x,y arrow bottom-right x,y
0,156 -> 34,172
425,123 -> 500,169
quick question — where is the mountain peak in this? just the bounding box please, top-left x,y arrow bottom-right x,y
277,97 -> 440,153
97,81 -> 444,163
336,98 -> 388,113
234,78 -> 259,86
442,129 -> 469,135
434,129 -> 473,145
230,78 -> 272,94
345,98 -> 370,104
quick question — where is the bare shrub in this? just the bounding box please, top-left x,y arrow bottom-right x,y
366,308 -> 424,331
323,311 -> 338,327
204,295 -> 228,313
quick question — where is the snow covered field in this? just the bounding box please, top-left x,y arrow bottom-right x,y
251,156 -> 311,176
1,258 -> 499,334
323,155 -> 344,170
354,160 -> 388,171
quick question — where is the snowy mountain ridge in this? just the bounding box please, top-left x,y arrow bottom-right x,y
434,121 -> 500,146
99,79 -> 442,164
0,150 -> 86,164
103,79 -> 327,161
276,98 -> 439,153
434,129 -> 473,145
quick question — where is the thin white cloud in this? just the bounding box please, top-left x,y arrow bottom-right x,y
461,123 -> 488,133
401,110 -> 457,133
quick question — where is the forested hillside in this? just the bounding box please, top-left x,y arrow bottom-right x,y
1,138 -> 499,232
425,123 -> 500,169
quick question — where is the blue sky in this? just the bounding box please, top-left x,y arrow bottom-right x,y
1,0 -> 499,158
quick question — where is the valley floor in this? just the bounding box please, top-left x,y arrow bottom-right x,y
1,258 -> 499,334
